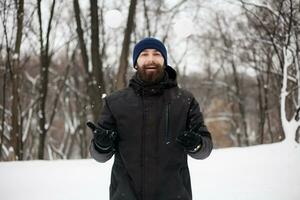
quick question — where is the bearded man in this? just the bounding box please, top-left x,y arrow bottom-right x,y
87,37 -> 213,200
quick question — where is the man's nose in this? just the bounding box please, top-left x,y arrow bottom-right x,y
145,54 -> 154,62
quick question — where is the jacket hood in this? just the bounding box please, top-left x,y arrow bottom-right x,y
165,65 -> 177,81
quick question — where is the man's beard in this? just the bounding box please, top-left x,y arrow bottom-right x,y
137,62 -> 165,83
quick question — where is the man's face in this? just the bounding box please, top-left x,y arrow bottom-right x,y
136,49 -> 165,82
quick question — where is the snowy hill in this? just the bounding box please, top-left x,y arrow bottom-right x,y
1,141 -> 299,200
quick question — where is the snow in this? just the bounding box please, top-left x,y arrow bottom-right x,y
0,141 -> 299,200
190,141 -> 300,200
104,10 -> 122,29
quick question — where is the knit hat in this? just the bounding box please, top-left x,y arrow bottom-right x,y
132,37 -> 168,68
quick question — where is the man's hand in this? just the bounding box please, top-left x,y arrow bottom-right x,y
176,130 -> 202,153
87,121 -> 118,152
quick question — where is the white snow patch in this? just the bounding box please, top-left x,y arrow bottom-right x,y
0,142 -> 299,200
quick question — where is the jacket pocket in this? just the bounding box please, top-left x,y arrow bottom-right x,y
165,103 -> 171,144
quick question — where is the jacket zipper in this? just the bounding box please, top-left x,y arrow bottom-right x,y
141,95 -> 145,200
165,103 -> 170,144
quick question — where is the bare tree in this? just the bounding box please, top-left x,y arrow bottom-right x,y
11,0 -> 24,160
115,0 -> 137,90
73,0 -> 106,120
240,0 -> 300,144
0,0 -> 11,161
89,0 -> 106,118
0,0 -> 24,160
142,0 -> 151,37
215,15 -> 249,146
36,0 -> 56,159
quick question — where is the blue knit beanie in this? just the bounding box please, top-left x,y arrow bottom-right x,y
132,37 -> 168,68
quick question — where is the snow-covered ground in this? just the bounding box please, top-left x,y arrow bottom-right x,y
0,141 -> 299,200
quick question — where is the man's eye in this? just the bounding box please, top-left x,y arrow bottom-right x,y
154,53 -> 161,56
140,53 -> 148,56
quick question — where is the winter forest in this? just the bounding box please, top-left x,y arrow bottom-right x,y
0,0 -> 299,161
1,0 -> 300,199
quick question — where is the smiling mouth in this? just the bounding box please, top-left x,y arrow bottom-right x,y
145,68 -> 158,71
144,63 -> 160,69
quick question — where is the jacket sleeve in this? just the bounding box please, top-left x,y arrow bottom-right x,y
89,98 -> 117,163
186,96 -> 213,160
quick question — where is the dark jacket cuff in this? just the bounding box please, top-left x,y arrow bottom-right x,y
92,139 -> 114,154
188,132 -> 213,159
90,141 -> 114,163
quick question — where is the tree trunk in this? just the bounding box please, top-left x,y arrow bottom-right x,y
37,0 -> 56,159
0,49 -> 9,161
73,0 -> 89,72
115,0 -> 137,90
143,0 -> 151,36
89,0 -> 105,119
231,60 -> 249,146
11,0 -> 24,160
256,74 -> 265,144
265,53 -> 274,143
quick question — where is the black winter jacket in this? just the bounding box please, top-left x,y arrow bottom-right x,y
90,66 -> 213,200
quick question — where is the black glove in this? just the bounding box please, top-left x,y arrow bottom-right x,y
176,130 -> 202,152
87,121 -> 117,152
